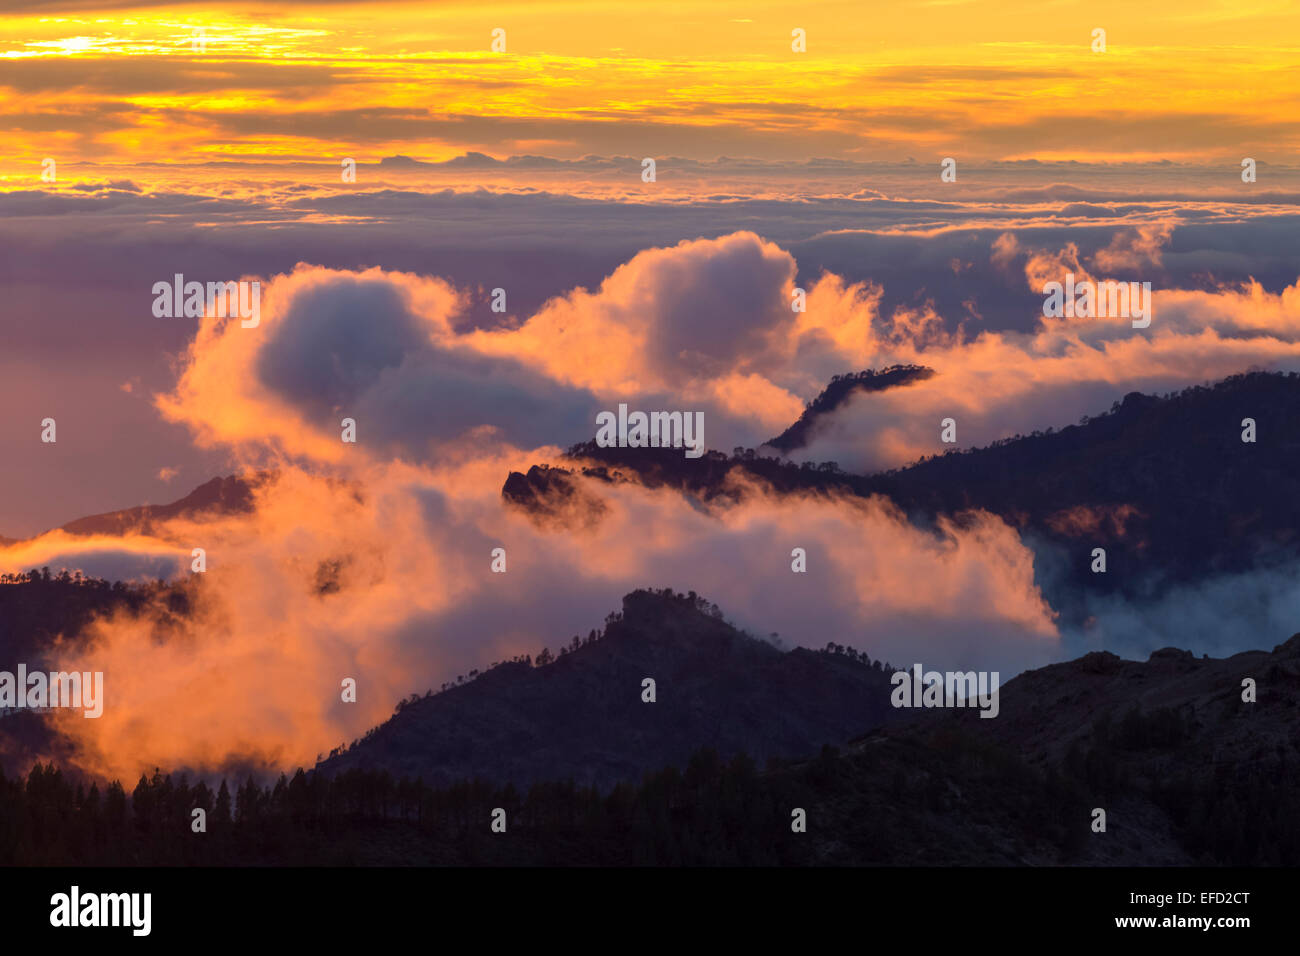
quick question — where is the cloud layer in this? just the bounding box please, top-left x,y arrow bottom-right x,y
4,204 -> 1300,784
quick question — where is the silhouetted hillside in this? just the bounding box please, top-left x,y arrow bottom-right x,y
500,464 -> 607,529
6,625 -> 1296,866
0,573 -> 180,773
869,372 -> 1300,589
796,631 -> 1300,865
54,474 -> 263,538
315,588 -> 903,790
0,474 -> 265,544
508,371 -> 1300,609
764,365 -> 935,452
0,571 -> 164,663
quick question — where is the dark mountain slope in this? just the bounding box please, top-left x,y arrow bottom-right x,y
868,372 -> 1300,582
0,474 -> 265,544
0,574 -> 181,775
54,474 -> 262,538
793,631 -> 1300,865
12,627 -> 1294,865
506,371 -> 1300,607
315,588 -> 903,790
764,364 -> 934,453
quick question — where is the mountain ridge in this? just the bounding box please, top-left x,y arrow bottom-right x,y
314,587 -> 905,790
505,370 -> 1300,615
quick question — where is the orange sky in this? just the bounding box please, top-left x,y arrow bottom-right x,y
1,0 -> 1297,173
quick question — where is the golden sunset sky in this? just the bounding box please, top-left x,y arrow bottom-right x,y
1,0 -> 1296,172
